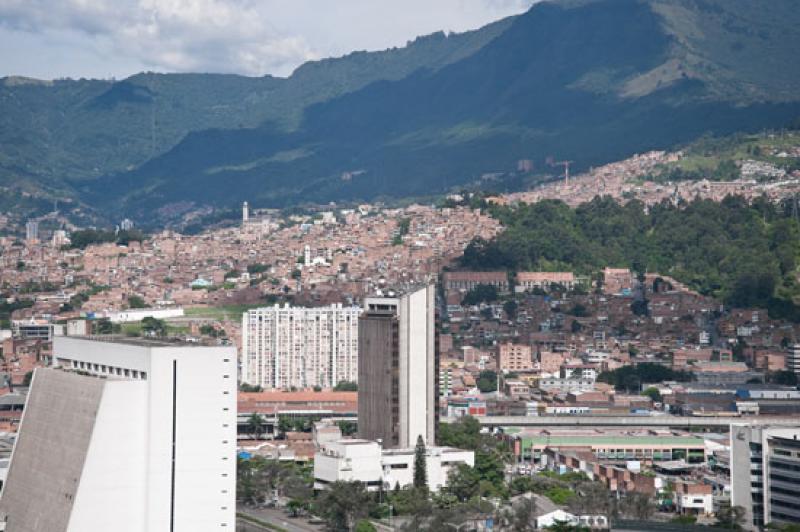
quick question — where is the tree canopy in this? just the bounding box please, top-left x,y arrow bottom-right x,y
462,196 -> 800,320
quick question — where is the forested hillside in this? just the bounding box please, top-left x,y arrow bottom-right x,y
461,196 -> 800,319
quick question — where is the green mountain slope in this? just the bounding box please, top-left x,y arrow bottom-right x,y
3,0 -> 800,224
0,17 -> 512,211
97,0 -> 800,220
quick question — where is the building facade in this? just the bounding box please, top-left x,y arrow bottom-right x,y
358,285 -> 438,448
788,344 -> 800,375
241,304 -> 360,389
314,439 -> 473,493
498,343 -> 533,372
0,336 -> 237,532
731,424 -> 800,529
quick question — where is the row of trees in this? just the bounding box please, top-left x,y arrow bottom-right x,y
68,228 -> 146,249
597,363 -> 694,392
461,196 -> 800,321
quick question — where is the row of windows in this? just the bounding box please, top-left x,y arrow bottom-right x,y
66,359 -> 147,380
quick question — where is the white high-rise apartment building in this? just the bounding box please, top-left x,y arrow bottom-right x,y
241,303 -> 361,389
24,220 -> 38,244
0,336 -> 237,532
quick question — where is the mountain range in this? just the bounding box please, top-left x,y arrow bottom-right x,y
3,0 -> 800,226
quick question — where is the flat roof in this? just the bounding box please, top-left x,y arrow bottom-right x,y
522,435 -> 705,447
62,335 -> 213,348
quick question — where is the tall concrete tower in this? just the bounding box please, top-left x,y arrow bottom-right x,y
358,284 -> 438,448
242,201 -> 249,223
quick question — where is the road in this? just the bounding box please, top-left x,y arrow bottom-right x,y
238,507 -> 324,532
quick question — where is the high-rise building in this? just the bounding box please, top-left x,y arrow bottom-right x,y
120,218 -> 135,231
24,220 -> 38,244
242,201 -> 249,223
731,424 -> 800,529
358,284 -> 438,448
241,303 -> 360,389
0,336 -> 237,532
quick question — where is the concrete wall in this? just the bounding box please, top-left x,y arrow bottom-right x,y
67,381 -> 149,532
398,286 -> 435,448
148,346 -> 237,532
0,370 -> 105,532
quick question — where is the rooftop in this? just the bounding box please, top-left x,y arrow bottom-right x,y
66,335 -> 215,348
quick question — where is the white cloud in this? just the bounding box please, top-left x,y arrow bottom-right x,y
0,0 -> 536,79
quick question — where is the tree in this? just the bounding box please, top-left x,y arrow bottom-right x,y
569,303 -> 589,317
414,435 -> 428,490
338,420 -> 358,436
631,299 -> 649,317
22,371 -> 33,387
767,370 -> 798,385
317,481 -> 375,532
141,317 -> 167,337
462,284 -> 499,306
95,318 -> 113,335
446,464 -> 481,502
504,300 -> 519,319
127,295 -> 147,309
476,370 -> 497,393
248,413 -> 265,440
622,492 -> 655,520
641,387 -> 662,402
715,501 -> 745,530
507,497 -> 537,532
334,380 -> 358,391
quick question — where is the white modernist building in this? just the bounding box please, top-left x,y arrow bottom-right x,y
313,439 -> 473,493
103,307 -> 185,323
0,336 -> 237,532
241,303 -> 360,389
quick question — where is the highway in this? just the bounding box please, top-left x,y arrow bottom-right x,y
454,415 -> 800,429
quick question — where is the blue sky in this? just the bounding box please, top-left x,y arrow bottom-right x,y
0,0 -> 536,80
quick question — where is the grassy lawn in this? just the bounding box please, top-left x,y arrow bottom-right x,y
184,304 -> 264,321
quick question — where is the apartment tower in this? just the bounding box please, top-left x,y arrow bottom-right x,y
241,303 -> 360,389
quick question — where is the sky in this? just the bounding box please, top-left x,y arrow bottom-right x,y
0,0 -> 536,80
